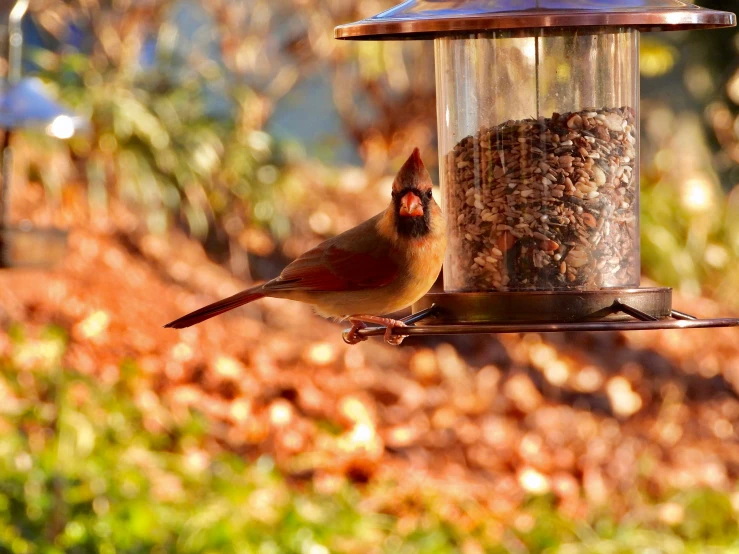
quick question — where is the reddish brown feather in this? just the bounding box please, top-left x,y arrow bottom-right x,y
323,244 -> 399,287
265,241 -> 399,293
164,286 -> 264,328
392,147 -> 432,193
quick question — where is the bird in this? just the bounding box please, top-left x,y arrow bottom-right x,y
164,148 -> 446,346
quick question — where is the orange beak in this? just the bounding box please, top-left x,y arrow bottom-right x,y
399,191 -> 424,217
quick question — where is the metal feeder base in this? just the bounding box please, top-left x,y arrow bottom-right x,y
413,288 -> 673,324
343,288 -> 739,340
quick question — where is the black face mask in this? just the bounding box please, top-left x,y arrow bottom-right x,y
393,187 -> 432,238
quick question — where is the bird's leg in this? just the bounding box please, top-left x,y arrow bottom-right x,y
346,315 -> 409,346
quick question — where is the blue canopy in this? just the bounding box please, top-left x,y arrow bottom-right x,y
0,78 -> 86,135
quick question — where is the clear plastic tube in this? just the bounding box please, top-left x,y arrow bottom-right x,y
436,29 -> 640,291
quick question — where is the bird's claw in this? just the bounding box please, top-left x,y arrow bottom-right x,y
343,320 -> 368,345
384,321 -> 408,346
343,316 -> 409,346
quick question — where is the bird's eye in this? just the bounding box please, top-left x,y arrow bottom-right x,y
425,190 -> 433,199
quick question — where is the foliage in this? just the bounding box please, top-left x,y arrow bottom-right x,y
641,173 -> 739,301
27,2 -> 292,244
635,0 -> 739,303
1,327 -> 739,553
0,326 -> 420,553
21,0 -> 439,246
2,1 -> 739,552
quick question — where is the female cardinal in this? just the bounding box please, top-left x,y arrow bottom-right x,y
165,148 -> 446,345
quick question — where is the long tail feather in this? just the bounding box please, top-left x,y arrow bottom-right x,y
164,285 -> 265,329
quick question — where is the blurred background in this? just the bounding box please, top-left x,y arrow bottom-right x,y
1,0 -> 739,552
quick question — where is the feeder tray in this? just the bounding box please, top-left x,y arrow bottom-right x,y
336,1 -> 739,339
345,304 -> 739,341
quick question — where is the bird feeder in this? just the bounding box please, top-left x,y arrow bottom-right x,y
336,0 -> 739,337
0,0 -> 87,268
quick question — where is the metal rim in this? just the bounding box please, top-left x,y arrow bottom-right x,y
353,317 -> 739,337
413,288 -> 673,324
342,300 -> 739,341
335,9 -> 736,40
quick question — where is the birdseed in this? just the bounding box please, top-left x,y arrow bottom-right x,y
445,107 -> 639,291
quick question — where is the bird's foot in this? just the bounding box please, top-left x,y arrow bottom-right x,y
343,319 -> 368,345
383,320 -> 408,346
344,315 -> 409,346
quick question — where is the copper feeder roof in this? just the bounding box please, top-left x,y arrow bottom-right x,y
335,0 -> 736,40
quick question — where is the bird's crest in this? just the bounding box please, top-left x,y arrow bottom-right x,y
392,148 -> 433,193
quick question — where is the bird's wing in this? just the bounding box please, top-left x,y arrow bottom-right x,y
264,215 -> 399,293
